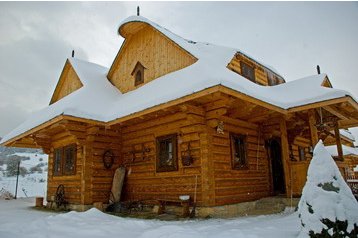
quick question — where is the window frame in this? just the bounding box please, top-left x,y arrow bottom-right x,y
156,134 -> 178,172
240,61 -> 256,83
230,133 -> 248,170
131,62 -> 145,86
53,144 -> 77,176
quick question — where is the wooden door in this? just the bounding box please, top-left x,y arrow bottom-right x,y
266,139 -> 286,195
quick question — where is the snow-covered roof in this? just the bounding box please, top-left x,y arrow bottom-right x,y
325,144 -> 358,157
1,15 -> 357,145
339,129 -> 355,142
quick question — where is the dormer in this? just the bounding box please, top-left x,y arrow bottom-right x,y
227,52 -> 285,86
107,17 -> 197,93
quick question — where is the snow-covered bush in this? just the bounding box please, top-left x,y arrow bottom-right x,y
297,140 -> 358,237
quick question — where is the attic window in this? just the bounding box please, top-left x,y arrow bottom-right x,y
268,75 -> 279,86
241,62 -> 255,82
131,62 -> 145,86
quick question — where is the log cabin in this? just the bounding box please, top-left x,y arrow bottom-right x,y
1,15 -> 358,215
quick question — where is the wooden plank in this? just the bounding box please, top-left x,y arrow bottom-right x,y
323,106 -> 350,120
334,124 -> 344,160
279,117 -> 292,198
308,110 -> 319,146
288,97 -> 349,113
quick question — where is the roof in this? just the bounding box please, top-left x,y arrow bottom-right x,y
325,145 -> 358,157
339,129 -> 356,142
1,15 -> 357,145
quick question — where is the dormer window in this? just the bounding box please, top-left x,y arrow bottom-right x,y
131,61 -> 146,86
240,62 -> 255,82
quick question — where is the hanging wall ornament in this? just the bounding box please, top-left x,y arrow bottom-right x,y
103,150 -> 115,169
216,121 -> 224,134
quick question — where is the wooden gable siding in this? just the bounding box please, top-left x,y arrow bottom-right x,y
108,25 -> 196,93
120,110 -> 205,205
50,61 -> 83,104
227,53 -> 284,86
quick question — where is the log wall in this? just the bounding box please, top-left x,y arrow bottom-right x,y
120,110 -> 205,205
47,134 -> 83,204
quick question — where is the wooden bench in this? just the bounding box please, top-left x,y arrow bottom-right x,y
157,199 -> 190,217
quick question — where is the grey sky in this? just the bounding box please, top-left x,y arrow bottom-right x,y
1,2 -> 358,141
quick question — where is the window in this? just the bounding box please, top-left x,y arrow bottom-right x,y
240,62 -> 255,82
156,134 -> 178,172
131,61 -> 145,86
268,75 -> 279,86
53,144 -> 77,176
298,147 -> 306,161
230,133 -> 248,169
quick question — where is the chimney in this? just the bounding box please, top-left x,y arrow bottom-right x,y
137,6 -> 140,16
71,50 -> 75,58
316,65 -> 321,74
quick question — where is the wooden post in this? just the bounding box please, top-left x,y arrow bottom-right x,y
81,126 -> 98,205
199,126 -> 216,206
308,110 -> 319,146
334,124 -> 343,161
279,117 -> 291,198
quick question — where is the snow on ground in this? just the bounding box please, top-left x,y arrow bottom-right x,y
0,198 -> 300,238
0,152 -> 48,198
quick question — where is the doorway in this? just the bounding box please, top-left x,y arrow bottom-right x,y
266,139 -> 286,195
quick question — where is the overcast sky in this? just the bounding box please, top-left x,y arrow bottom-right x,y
0,2 -> 358,141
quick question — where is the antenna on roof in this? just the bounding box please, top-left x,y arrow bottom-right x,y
316,65 -> 321,74
71,50 -> 75,58
137,6 -> 140,16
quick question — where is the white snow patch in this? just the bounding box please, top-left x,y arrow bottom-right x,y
0,198 -> 301,238
325,144 -> 358,157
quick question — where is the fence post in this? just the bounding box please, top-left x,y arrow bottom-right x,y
14,161 -> 20,199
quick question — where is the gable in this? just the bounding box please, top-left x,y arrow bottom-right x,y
50,60 -> 83,105
107,24 -> 197,93
321,76 -> 333,88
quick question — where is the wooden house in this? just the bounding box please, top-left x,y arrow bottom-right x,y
2,15 -> 358,214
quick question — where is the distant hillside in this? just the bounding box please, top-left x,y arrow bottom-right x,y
0,145 -> 48,198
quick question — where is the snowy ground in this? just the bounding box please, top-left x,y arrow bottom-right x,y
0,152 -> 48,198
0,198 -> 300,238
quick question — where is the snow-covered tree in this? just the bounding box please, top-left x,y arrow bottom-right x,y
297,140 -> 358,237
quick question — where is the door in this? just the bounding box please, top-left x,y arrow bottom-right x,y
266,139 -> 286,195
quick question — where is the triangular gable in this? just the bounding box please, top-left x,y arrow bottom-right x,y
50,59 -> 83,105
321,75 -> 333,88
107,19 -> 197,93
